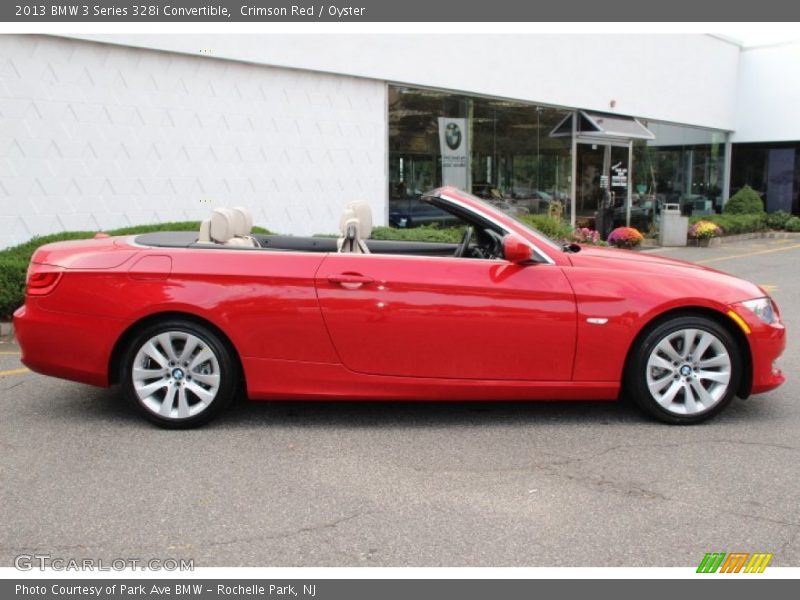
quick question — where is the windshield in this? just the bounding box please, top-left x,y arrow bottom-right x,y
436,189 -> 564,252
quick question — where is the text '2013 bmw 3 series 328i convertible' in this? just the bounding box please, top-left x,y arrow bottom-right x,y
14,188 -> 786,427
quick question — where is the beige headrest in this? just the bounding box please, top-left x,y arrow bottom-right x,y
198,218 -> 211,243
209,208 -> 236,243
230,206 -> 253,237
339,201 -> 372,239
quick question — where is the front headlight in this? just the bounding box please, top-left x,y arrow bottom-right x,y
741,297 -> 779,325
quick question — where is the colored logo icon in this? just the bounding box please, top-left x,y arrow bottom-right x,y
696,552 -> 773,573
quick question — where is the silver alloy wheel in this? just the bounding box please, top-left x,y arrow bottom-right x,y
131,331 -> 221,420
645,328 -> 732,416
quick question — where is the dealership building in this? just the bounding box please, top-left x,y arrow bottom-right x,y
0,33 -> 799,248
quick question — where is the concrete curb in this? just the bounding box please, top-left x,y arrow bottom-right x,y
0,321 -> 14,339
646,231 -> 800,249
713,231 -> 800,245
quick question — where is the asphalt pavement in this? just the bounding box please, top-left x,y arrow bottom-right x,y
1,238 -> 798,567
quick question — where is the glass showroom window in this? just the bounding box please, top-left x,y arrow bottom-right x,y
633,122 -> 728,232
388,85 -> 572,228
731,142 -> 800,215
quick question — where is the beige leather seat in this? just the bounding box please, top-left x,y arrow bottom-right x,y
231,206 -> 253,236
209,208 -> 237,244
227,206 -> 258,247
337,201 -> 372,254
198,207 -> 258,247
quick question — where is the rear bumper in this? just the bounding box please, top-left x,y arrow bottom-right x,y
13,301 -> 122,387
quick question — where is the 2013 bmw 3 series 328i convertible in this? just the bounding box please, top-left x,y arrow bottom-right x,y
14,187 -> 786,428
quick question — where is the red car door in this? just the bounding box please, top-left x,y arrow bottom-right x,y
314,254 -> 577,381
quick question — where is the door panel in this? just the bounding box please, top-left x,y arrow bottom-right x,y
315,254 -> 577,381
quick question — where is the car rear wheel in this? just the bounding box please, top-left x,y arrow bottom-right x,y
121,320 -> 237,428
627,315 -> 742,424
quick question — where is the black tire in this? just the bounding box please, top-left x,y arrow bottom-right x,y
120,319 -> 238,428
625,315 -> 742,424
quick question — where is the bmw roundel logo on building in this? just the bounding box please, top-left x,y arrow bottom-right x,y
445,122 -> 462,150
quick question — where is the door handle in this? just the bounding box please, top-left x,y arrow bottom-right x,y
327,273 -> 375,286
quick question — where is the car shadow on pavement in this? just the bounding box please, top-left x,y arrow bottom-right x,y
38,378 -> 784,430
40,382 -> 651,428
216,394 -> 779,430
42,382 -> 783,430
221,398 -> 646,429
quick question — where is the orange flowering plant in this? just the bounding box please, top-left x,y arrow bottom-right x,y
607,226 -> 644,249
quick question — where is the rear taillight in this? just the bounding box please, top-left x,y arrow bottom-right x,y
26,264 -> 64,296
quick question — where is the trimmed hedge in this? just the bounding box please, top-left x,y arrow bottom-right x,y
5,210 -> 797,321
378,216 -> 576,244
371,224 -> 464,243
518,214 -> 573,241
785,216 -> 800,232
688,213 -> 766,235
765,210 -> 793,230
0,222 -> 269,321
724,185 -> 765,215
0,256 -> 28,324
372,216 -> 574,245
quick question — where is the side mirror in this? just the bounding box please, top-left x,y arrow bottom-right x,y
503,234 -> 534,264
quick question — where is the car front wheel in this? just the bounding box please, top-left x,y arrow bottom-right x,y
121,320 -> 237,428
627,315 -> 742,424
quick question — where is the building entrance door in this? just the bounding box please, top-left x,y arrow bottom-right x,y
575,142 -> 632,238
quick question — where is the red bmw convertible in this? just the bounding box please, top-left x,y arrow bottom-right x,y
14,187 -> 786,427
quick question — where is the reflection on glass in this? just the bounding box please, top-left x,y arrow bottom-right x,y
633,122 -> 727,232
575,144 -> 638,238
388,86 -> 572,228
388,85 -> 735,235
731,142 -> 799,214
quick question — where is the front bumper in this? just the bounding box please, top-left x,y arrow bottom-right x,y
729,304 -> 786,395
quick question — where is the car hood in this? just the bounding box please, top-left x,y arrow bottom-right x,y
569,245 -> 710,270
566,245 -> 765,302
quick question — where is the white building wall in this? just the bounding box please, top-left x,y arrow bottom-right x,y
732,41 -> 800,142
0,34 -> 387,249
73,33 -> 742,131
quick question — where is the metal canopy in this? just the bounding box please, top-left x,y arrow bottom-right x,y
550,110 -> 655,140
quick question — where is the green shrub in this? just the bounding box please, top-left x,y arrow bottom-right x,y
518,215 -> 573,241
371,224 -> 464,244
0,221 -> 270,320
785,216 -> 800,232
0,255 -> 28,324
723,185 -> 765,215
765,210 -> 793,230
688,213 -> 766,235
